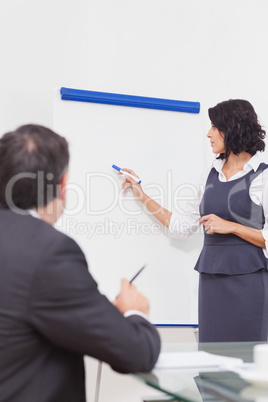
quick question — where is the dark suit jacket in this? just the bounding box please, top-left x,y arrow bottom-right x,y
0,210 -> 160,402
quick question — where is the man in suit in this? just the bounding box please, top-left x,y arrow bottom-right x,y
0,124 -> 161,402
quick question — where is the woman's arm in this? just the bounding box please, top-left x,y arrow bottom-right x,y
199,167 -> 268,249
200,214 -> 266,248
259,168 -> 268,254
142,193 -> 172,228
120,168 -> 207,236
120,168 -> 172,228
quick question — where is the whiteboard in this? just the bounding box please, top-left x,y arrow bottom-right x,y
53,89 -> 204,325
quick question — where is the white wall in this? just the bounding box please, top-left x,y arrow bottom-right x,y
0,1 -> 195,401
0,0 -> 90,133
1,0 -> 268,401
87,0 -> 268,165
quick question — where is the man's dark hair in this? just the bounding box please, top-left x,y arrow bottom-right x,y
208,99 -> 266,160
0,124 -> 69,210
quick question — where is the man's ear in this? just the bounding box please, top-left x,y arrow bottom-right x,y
59,172 -> 68,200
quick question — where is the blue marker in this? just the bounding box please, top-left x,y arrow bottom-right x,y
112,164 -> 142,184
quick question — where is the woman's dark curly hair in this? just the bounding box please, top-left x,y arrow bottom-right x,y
208,99 -> 266,160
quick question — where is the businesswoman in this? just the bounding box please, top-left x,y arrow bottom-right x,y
121,99 -> 268,342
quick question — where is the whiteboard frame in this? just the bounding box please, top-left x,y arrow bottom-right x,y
54,87 -> 203,326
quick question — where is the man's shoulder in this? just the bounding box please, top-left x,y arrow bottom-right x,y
0,209 -> 80,254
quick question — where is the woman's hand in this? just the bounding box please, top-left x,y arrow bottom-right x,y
199,214 -> 266,248
120,168 -> 145,201
119,168 -> 172,228
199,214 -> 235,234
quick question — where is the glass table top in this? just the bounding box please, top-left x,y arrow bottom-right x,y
133,342 -> 268,402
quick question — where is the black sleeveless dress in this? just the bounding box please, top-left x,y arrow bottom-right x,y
194,163 -> 268,342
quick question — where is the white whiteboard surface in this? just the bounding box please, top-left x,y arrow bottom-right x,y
53,89 -> 204,325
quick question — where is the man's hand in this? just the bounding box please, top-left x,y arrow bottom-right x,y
113,278 -> 150,316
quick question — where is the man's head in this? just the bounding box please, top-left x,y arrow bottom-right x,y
0,124 -> 69,219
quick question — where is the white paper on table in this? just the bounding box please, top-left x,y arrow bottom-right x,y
155,351 -> 243,370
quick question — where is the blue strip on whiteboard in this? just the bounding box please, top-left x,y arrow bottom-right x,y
60,87 -> 200,114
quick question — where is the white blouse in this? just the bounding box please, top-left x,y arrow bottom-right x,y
169,153 -> 268,257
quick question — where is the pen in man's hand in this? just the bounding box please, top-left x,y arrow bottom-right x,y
129,265 -> 146,284
115,265 -> 147,299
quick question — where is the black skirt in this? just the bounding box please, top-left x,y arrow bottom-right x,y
198,269 -> 268,342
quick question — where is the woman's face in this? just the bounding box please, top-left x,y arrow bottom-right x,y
207,123 -> 225,154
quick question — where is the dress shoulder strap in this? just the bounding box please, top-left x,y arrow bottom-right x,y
246,162 -> 268,185
204,167 -> 217,187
